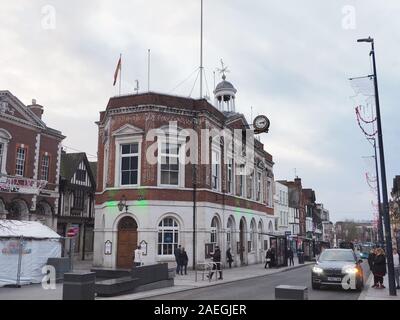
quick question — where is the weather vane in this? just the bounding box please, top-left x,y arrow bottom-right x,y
217,59 -> 230,80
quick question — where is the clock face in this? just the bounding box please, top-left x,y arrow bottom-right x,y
253,115 -> 270,131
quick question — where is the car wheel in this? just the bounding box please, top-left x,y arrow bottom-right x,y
355,279 -> 364,291
312,282 -> 320,290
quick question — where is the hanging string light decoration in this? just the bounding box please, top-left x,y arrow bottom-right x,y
355,106 -> 378,137
365,172 -> 378,194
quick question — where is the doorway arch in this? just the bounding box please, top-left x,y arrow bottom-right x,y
116,216 -> 138,269
8,199 -> 29,220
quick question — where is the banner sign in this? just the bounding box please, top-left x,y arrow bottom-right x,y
0,176 -> 47,194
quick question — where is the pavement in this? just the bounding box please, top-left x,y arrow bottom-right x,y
145,261 -> 371,300
359,273 -> 400,300
0,259 -> 313,300
4,258 -> 399,300
100,260 -> 314,300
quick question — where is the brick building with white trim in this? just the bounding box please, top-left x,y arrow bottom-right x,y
93,76 -> 276,269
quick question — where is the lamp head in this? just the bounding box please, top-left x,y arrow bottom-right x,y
118,195 -> 127,212
357,37 -> 373,43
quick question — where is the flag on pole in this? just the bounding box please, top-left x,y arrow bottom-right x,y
113,55 -> 122,86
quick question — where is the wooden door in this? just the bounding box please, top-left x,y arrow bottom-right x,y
117,217 -> 138,269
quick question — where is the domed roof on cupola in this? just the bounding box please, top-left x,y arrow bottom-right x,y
213,61 -> 237,113
214,74 -> 237,95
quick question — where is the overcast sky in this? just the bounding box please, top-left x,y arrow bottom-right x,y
1,1 -> 399,223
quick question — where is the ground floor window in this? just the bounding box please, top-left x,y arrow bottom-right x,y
158,217 -> 179,255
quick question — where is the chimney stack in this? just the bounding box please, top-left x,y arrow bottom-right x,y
28,98 -> 44,119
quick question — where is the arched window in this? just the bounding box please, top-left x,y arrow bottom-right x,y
158,217 -> 179,256
211,217 -> 219,250
250,219 -> 257,252
268,221 -> 274,233
227,216 -> 235,248
258,221 -> 263,241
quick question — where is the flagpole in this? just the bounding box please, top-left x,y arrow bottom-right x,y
119,53 -> 122,96
148,49 -> 151,92
199,0 -> 203,99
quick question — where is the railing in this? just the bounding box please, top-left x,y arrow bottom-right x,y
195,262 -> 223,282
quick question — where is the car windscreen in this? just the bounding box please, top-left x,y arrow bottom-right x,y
360,245 -> 373,253
319,250 -> 355,262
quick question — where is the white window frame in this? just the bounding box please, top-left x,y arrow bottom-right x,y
256,171 -> 262,202
227,218 -> 234,248
15,146 -> 26,177
41,154 -> 50,181
250,220 -> 257,252
157,137 -> 186,188
115,136 -> 142,188
247,171 -> 254,200
157,217 -> 179,256
211,217 -> 219,250
103,143 -> 109,189
238,166 -> 245,197
211,149 -> 221,191
227,157 -> 234,194
0,130 -> 11,175
0,143 -> 4,175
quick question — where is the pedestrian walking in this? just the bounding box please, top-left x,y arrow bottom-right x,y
208,246 -> 223,280
373,248 -> 387,289
226,247 -> 233,269
270,248 -> 276,268
288,248 -> 295,266
180,247 -> 188,275
133,245 -> 142,267
174,245 -> 182,275
368,248 -> 378,288
393,248 -> 400,290
265,248 -> 272,269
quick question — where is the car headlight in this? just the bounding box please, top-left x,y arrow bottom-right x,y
312,266 -> 324,274
343,267 -> 358,274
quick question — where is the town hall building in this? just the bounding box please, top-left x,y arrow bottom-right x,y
93,75 -> 276,269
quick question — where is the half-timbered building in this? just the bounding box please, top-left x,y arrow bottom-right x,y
58,152 -> 96,260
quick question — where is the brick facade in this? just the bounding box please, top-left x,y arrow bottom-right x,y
0,90 -> 65,230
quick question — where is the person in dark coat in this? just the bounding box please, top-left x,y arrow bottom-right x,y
226,248 -> 233,268
373,248 -> 387,289
174,245 -> 182,275
208,246 -> 223,280
180,247 -> 189,275
265,249 -> 273,269
368,248 -> 378,287
287,248 -> 295,266
270,248 -> 276,267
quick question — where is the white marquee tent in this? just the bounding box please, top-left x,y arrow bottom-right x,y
0,220 -> 61,287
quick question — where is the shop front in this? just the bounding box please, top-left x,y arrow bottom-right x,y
269,235 -> 288,268
302,238 -> 315,261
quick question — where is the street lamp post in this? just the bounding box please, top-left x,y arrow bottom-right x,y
358,37 -> 396,296
368,138 -> 385,245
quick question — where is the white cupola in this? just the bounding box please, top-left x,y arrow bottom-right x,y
213,62 -> 237,113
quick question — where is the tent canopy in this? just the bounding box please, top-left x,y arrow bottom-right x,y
0,220 -> 61,239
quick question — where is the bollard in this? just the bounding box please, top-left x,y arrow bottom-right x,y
63,272 -> 96,300
275,285 -> 308,300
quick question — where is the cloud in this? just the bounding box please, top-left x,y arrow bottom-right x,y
1,0 -> 399,222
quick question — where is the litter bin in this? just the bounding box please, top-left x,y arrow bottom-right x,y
63,272 -> 96,300
297,252 -> 304,264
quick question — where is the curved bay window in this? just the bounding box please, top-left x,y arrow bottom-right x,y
158,217 -> 179,256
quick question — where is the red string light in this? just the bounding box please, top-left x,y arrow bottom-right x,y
355,107 -> 377,137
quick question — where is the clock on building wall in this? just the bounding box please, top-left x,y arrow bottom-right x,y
253,115 -> 270,134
